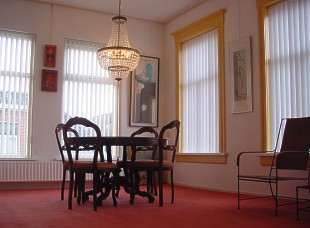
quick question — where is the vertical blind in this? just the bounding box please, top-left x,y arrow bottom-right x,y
266,0 -> 310,149
63,39 -> 118,158
0,30 -> 35,158
181,29 -> 219,153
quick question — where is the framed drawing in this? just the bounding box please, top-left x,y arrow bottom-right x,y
130,56 -> 159,127
41,69 -> 57,92
44,44 -> 56,67
230,37 -> 253,114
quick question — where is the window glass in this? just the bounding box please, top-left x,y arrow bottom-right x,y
0,30 -> 35,158
181,30 -> 219,153
259,0 -> 310,149
63,39 -> 118,159
172,10 -> 225,154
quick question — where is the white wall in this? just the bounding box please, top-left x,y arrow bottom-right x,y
0,0 -> 165,161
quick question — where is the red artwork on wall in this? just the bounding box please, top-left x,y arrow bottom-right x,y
44,44 -> 57,67
41,69 -> 57,92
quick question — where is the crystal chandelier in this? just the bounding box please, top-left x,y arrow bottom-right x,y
97,0 -> 140,81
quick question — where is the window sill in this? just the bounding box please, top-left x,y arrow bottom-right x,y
175,153 -> 227,164
259,153 -> 275,166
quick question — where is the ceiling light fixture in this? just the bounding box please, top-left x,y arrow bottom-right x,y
97,0 -> 140,81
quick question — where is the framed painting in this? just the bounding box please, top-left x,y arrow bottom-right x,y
130,56 -> 159,127
41,69 -> 57,92
230,37 -> 253,114
44,44 -> 56,67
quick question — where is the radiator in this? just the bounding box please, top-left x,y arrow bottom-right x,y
0,161 -> 92,182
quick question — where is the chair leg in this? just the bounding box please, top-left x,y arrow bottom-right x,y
61,169 -> 66,200
146,171 -> 152,193
68,171 -> 74,210
158,169 -> 163,207
275,180 -> 278,216
153,171 -> 158,196
112,171 -> 118,207
237,176 -> 240,209
93,172 -> 98,211
129,170 -> 135,205
74,173 -> 78,198
296,186 -> 299,221
115,169 -> 121,198
170,170 -> 174,204
77,173 -> 86,205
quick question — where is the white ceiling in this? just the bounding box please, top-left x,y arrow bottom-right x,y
31,0 -> 208,23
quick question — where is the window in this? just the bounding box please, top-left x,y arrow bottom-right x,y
0,30 -> 35,159
172,10 -> 226,163
257,0 -> 310,150
63,39 -> 118,158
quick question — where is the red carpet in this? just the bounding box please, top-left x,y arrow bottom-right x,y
0,185 -> 309,227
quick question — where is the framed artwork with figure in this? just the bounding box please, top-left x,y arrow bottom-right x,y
130,56 -> 159,127
230,37 -> 252,114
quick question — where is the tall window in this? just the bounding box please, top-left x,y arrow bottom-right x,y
257,0 -> 310,149
173,10 -> 226,157
0,30 -> 35,159
182,30 -> 219,152
63,39 -> 118,157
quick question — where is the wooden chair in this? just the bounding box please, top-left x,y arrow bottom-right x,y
128,120 -> 180,206
130,127 -> 159,196
237,117 -> 310,216
55,123 -> 79,200
63,116 -> 118,211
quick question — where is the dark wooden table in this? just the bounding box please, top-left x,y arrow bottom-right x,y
69,136 -> 164,205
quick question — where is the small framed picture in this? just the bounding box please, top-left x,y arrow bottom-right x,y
44,44 -> 56,67
230,37 -> 253,113
41,69 -> 57,92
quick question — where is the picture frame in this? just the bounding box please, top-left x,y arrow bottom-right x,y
41,69 -> 57,92
44,44 -> 56,67
130,55 -> 159,127
230,37 -> 253,114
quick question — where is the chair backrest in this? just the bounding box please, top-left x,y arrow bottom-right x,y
63,117 -> 102,166
280,117 -> 310,152
274,117 -> 310,170
55,123 -> 79,163
130,127 -> 158,161
276,151 -> 309,170
158,120 -> 181,163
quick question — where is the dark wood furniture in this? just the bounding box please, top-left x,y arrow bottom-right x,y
237,117 -> 310,216
68,135 -> 167,205
63,117 -> 118,211
55,123 -> 79,200
130,127 -> 159,196
127,120 -> 181,206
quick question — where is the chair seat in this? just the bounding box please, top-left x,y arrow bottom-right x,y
127,160 -> 174,171
97,162 -> 118,172
70,161 -> 117,172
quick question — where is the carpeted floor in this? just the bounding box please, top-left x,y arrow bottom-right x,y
0,185 -> 309,228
